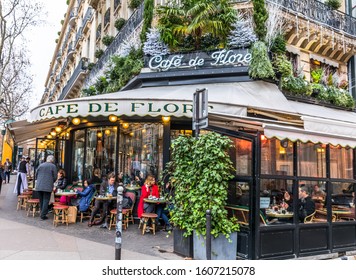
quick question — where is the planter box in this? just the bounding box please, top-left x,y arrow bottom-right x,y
173,228 -> 193,258
193,231 -> 237,260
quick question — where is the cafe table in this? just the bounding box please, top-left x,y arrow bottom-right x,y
144,198 -> 167,204
54,191 -> 77,196
332,209 -> 353,220
265,210 -> 294,219
95,195 -> 117,201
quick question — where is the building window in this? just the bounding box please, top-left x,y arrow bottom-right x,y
261,138 -> 293,176
330,145 -> 353,179
298,142 -> 326,177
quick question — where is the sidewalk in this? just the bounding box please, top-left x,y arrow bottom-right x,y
0,177 -> 183,260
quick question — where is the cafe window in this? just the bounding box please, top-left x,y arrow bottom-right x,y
331,182 -> 355,222
72,130 -> 85,182
301,180 -> 327,224
118,122 -> 163,183
260,179 -> 294,225
261,138 -> 293,176
330,145 -> 353,179
231,138 -> 252,176
298,142 -> 326,177
85,126 -> 117,181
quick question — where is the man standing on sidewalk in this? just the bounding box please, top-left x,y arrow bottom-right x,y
35,155 -> 57,220
13,156 -> 29,195
4,158 -> 12,184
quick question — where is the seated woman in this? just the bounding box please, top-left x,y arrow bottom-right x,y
55,169 -> 70,204
71,178 -> 96,212
137,175 -> 159,219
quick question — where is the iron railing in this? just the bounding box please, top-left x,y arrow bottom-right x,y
58,57 -> 88,100
267,0 -> 356,37
84,2 -> 144,86
82,7 -> 93,30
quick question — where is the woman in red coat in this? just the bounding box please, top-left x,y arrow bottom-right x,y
137,175 -> 160,218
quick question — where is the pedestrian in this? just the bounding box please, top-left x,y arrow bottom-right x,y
0,163 -> 4,194
13,156 -> 30,195
3,158 -> 12,183
35,155 -> 57,220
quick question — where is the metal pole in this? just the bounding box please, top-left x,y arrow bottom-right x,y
206,209 -> 211,260
115,184 -> 124,260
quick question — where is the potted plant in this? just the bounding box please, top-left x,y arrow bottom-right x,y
325,0 -> 341,10
115,18 -> 126,31
167,132 -> 239,260
102,35 -> 115,46
273,54 -> 292,80
249,41 -> 275,80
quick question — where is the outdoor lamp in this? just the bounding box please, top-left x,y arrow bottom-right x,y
162,116 -> 171,123
50,129 -> 57,136
108,115 -> 118,122
122,123 -> 129,129
105,129 -> 111,135
97,131 -> 103,138
55,126 -> 62,133
72,118 -> 81,125
47,134 -> 53,139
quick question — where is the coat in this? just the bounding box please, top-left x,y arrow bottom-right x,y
56,177 -> 68,190
137,184 -> 160,218
77,184 -> 96,212
35,162 -> 57,192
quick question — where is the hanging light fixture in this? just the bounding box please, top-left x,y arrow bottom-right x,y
108,115 -> 118,122
105,129 -> 111,135
50,129 -> 57,136
97,131 -> 103,138
122,123 -> 129,129
47,134 -> 53,139
72,118 -> 81,125
162,116 -> 171,123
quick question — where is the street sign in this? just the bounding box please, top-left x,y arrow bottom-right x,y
192,88 -> 208,136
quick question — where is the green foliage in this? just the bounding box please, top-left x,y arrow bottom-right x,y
88,62 -> 96,71
60,19 -> 64,25
115,18 -> 126,31
66,0 -> 70,5
167,132 -> 239,239
281,76 -> 311,96
140,0 -> 154,43
249,41 -> 275,80
270,34 -> 286,55
95,49 -> 104,59
102,35 -> 115,46
156,0 -> 237,51
252,0 -> 268,42
200,33 -> 220,51
273,55 -> 292,78
310,68 -> 323,84
325,0 -> 341,10
129,0 -> 143,9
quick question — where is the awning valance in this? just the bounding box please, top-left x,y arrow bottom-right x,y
29,81 -> 295,122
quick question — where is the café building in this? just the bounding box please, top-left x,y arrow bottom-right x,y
9,48 -> 356,259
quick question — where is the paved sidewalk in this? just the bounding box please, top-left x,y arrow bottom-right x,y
0,177 -> 183,260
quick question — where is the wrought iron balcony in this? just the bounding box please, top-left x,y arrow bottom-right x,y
58,57 -> 88,100
267,0 -> 356,37
82,7 -> 93,32
74,26 -> 83,48
84,3 -> 144,86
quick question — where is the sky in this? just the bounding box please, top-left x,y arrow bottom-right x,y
26,1 -> 68,109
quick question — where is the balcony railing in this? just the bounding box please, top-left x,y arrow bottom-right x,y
82,7 -> 93,31
267,0 -> 356,37
84,2 -> 144,86
58,57 -> 88,100
74,26 -> 83,48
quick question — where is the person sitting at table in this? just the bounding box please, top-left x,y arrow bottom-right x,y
311,184 -> 326,201
282,186 -> 315,222
70,178 -> 96,212
54,169 -> 70,204
89,172 -> 118,228
137,175 -> 159,219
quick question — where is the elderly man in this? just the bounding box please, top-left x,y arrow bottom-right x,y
35,155 -> 57,220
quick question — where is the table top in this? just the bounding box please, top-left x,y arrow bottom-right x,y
55,191 -> 77,196
125,185 -> 141,191
95,196 -> 117,201
266,211 -> 293,218
144,198 -> 167,204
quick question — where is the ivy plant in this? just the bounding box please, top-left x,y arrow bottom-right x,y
167,132 -> 239,239
249,41 -> 275,80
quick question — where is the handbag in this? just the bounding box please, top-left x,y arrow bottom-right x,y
67,206 -> 77,223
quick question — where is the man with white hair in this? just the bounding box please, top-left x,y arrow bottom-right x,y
35,155 -> 57,220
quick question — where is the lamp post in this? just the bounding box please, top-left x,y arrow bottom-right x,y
0,129 -> 5,162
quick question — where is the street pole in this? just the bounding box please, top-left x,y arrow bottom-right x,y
206,210 -> 211,260
115,183 -> 124,260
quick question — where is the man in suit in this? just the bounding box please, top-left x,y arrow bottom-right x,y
35,155 -> 57,220
89,172 -> 118,228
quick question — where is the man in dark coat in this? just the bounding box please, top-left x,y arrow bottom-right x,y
35,155 -> 57,220
297,186 -> 315,222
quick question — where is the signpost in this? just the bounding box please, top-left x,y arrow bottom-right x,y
192,88 -> 208,138
115,184 -> 124,260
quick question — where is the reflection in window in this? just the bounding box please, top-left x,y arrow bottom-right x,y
298,142 -> 326,177
118,123 -> 163,184
72,130 -> 85,182
260,179 -> 293,225
261,138 -> 293,176
226,182 -> 251,227
331,182 -> 355,222
301,181 -> 327,224
230,138 -> 252,176
330,145 -> 353,179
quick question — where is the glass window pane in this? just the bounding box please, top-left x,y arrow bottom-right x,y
261,138 -> 293,176
226,182 -> 251,228
301,181 -> 326,223
260,179 -> 294,225
72,130 -> 85,183
230,138 -> 252,176
330,145 -> 353,179
298,142 -> 326,177
331,182 -> 355,222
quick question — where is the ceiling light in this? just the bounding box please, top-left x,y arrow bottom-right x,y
72,118 -> 81,125
162,116 -> 171,122
109,115 -> 118,122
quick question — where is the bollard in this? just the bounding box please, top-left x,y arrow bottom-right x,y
206,209 -> 211,260
115,184 -> 124,260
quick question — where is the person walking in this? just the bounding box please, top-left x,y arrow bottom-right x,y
35,155 -> 57,220
4,158 -> 12,183
0,163 -> 4,194
13,156 -> 30,195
